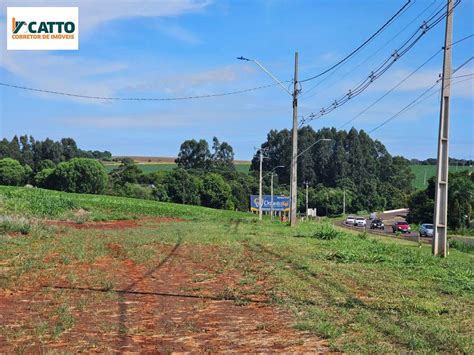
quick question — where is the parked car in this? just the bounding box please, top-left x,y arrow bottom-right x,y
392,221 -> 411,233
370,219 -> 384,230
419,223 -> 434,237
345,216 -> 356,225
355,217 -> 366,227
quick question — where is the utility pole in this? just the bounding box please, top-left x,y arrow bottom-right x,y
270,172 -> 274,220
305,181 -> 309,219
290,52 -> 299,227
343,189 -> 346,215
259,149 -> 263,221
433,0 -> 454,257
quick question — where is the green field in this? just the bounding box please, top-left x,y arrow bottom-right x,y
0,186 -> 472,352
410,164 -> 474,189
103,162 -> 251,174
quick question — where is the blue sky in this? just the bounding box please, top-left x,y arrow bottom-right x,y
0,0 -> 472,160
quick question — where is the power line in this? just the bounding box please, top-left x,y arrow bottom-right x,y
299,0 -> 413,83
0,81 -> 282,101
368,57 -> 473,134
337,48 -> 442,129
300,0 -> 439,101
368,75 -> 473,134
299,0 -> 461,125
309,33 -> 473,130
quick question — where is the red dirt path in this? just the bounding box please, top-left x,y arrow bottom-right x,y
0,241 -> 328,352
44,217 -> 183,230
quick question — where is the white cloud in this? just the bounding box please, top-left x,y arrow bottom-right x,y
1,0 -> 211,34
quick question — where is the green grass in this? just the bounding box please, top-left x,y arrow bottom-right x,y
103,162 -> 251,174
0,186 -> 472,352
410,164 -> 474,189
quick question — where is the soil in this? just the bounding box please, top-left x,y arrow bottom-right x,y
44,217 -> 183,230
0,242 -> 328,352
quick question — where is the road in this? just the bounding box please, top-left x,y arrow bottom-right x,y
338,209 -> 430,244
337,209 -> 474,245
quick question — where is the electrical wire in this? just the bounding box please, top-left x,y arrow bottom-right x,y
299,0 -> 413,83
0,81 -> 284,101
336,48 -> 443,129
368,74 -> 473,134
299,0 -> 439,101
300,0 -> 461,126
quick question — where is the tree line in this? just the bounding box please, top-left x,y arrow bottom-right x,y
0,135 -> 112,171
0,129 -> 471,229
251,127 -> 414,213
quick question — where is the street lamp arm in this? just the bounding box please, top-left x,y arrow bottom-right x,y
237,56 -> 292,96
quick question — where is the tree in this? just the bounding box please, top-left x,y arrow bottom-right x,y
165,169 -> 202,205
211,137 -> 235,172
407,172 -> 473,230
51,158 -> 108,194
175,139 -> 211,170
109,160 -> 143,186
200,173 -> 233,209
0,158 -> 27,186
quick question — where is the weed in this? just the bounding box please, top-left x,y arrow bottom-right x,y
449,239 -> 474,254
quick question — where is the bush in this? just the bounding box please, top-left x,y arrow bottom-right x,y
51,158 -> 108,194
0,158 -> 27,186
35,168 -> 55,188
200,173 -> 233,209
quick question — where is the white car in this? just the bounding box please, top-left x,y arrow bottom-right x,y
355,217 -> 366,227
345,216 -> 356,225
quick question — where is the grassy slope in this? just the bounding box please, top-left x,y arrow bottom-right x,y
0,186 -> 473,352
410,164 -> 474,189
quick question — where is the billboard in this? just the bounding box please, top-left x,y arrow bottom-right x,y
250,195 -> 290,212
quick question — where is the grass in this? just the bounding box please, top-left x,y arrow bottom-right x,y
410,164 -> 474,189
0,185 -> 472,352
103,162 -> 251,174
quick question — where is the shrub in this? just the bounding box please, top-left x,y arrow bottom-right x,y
312,223 -> 341,240
51,158 -> 108,194
35,168 -> 55,188
200,173 -> 232,209
0,158 -> 27,186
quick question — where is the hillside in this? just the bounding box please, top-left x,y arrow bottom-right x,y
0,186 -> 472,352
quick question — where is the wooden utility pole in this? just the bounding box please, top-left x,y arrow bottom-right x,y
290,52 -> 299,226
433,0 -> 454,257
259,149 -> 263,221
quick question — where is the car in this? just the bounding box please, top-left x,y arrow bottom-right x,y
419,223 -> 434,237
345,216 -> 356,225
355,217 -> 366,227
392,221 -> 411,233
370,219 -> 384,230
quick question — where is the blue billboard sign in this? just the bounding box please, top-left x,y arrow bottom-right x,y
250,195 -> 290,212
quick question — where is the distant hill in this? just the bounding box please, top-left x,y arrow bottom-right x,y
113,156 -> 251,164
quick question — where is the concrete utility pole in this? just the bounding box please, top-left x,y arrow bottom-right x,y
259,149 -> 263,221
290,52 -> 299,227
305,181 -> 309,218
343,189 -> 346,215
433,0 -> 454,257
270,172 -> 275,220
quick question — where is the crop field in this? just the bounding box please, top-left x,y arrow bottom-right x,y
0,186 -> 473,352
410,164 -> 474,189
103,162 -> 251,174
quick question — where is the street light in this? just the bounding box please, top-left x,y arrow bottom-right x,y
237,57 -> 292,96
238,54 -> 299,227
264,165 -> 285,220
